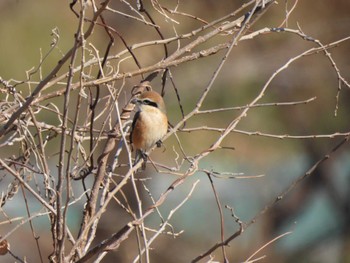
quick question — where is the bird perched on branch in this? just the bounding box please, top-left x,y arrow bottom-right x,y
130,91 -> 168,169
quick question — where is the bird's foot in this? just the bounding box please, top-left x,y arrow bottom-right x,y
141,151 -> 148,170
156,140 -> 162,148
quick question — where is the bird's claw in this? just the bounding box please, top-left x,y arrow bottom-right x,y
156,140 -> 162,148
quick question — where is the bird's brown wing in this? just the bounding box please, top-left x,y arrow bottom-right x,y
129,111 -> 140,145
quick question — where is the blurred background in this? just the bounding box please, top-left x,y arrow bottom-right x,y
0,0 -> 350,262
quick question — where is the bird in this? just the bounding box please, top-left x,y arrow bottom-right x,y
130,90 -> 168,169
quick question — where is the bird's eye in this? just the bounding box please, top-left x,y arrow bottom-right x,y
142,99 -> 158,108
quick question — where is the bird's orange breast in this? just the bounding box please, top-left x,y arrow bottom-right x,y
131,108 -> 167,151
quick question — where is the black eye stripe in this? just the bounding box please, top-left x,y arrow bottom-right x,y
142,99 -> 158,108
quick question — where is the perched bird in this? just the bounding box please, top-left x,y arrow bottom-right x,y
130,91 -> 168,169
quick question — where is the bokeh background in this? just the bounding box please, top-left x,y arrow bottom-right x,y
0,0 -> 350,262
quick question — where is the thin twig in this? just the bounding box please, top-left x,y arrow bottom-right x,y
206,173 -> 228,263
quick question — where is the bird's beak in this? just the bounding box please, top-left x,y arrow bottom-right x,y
131,98 -> 140,104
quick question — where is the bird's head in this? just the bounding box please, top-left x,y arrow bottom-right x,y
132,91 -> 166,114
